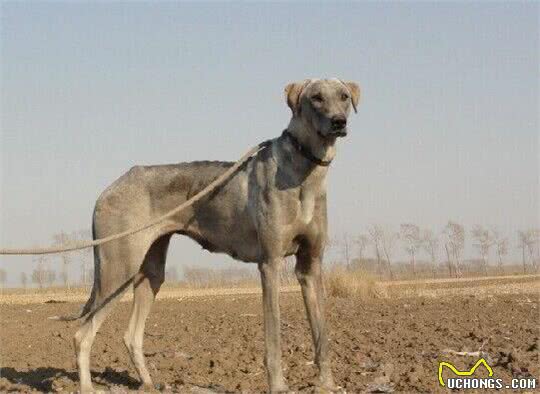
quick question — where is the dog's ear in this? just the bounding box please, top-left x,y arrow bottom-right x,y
284,80 -> 310,115
341,81 -> 360,113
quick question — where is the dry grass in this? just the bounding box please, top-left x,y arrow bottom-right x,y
325,269 -> 540,300
325,267 -> 386,299
0,285 -> 301,305
1,273 -> 537,305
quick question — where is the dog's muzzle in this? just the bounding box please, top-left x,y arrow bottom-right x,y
328,115 -> 348,137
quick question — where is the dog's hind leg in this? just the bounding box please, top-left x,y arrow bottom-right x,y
74,282 -> 128,393
124,234 -> 171,390
74,231 -> 157,393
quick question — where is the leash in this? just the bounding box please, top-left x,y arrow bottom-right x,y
0,140 -> 271,256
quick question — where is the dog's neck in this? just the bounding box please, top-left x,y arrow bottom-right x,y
285,118 -> 337,165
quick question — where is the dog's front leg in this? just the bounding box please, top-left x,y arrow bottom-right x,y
259,259 -> 289,393
295,252 -> 339,392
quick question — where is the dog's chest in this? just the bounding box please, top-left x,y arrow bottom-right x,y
298,188 -> 316,224
296,175 -> 326,225
289,170 -> 326,226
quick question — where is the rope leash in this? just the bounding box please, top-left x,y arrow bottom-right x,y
0,141 -> 270,256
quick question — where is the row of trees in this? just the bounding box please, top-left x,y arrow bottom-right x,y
16,254 -> 94,289
52,230 -> 93,289
1,230 -> 95,289
331,222 -> 539,279
0,223 -> 538,289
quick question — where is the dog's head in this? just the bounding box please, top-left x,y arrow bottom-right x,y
285,78 -> 360,139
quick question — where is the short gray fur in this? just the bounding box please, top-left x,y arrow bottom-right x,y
72,78 -> 360,393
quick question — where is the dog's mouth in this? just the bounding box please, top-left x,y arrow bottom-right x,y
330,128 -> 348,137
318,128 -> 348,139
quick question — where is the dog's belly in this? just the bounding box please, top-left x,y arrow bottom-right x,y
187,175 -> 263,262
190,215 -> 261,262
205,232 -> 261,262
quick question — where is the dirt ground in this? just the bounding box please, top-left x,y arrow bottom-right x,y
0,278 -> 538,393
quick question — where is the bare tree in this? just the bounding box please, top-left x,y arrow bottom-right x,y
184,267 -> 208,287
492,230 -> 508,273
368,225 -> 384,278
80,264 -> 94,288
166,266 -> 179,283
528,229 -> 540,271
32,256 -> 48,289
442,221 -> 464,277
0,269 -> 7,291
324,236 -> 339,267
45,269 -> 56,287
518,229 -> 539,273
353,234 -> 370,270
20,272 -> 28,290
53,231 -> 76,289
400,224 -> 422,276
422,229 -> 439,277
355,235 -> 370,260
59,270 -> 69,288
442,240 -> 453,277
76,230 -> 93,289
325,236 -> 335,250
380,226 -> 399,280
471,225 -> 493,275
340,233 -> 352,269
518,230 -> 528,273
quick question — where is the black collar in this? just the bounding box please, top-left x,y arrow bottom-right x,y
281,130 -> 332,167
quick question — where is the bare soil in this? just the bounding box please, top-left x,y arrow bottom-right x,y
0,278 -> 538,393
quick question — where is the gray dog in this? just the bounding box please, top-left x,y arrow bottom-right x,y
72,78 -> 360,393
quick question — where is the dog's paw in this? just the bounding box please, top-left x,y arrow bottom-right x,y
314,385 -> 345,394
137,382 -> 160,393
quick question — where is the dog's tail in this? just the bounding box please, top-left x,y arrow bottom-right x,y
48,214 -> 141,322
48,285 -> 97,321
48,274 -> 136,322
49,218 -> 99,322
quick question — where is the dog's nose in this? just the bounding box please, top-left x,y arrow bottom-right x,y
331,115 -> 347,130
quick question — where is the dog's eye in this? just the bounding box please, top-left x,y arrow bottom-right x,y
341,93 -> 349,101
311,94 -> 323,103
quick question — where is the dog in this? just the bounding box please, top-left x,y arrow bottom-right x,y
71,78 -> 360,393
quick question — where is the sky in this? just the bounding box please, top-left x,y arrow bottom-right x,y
1,2 -> 538,286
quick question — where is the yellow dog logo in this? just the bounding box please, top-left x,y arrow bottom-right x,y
438,358 -> 494,387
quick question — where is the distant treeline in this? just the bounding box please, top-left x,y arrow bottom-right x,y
0,222 -> 537,289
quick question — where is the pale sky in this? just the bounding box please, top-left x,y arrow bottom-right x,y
1,2 -> 538,285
